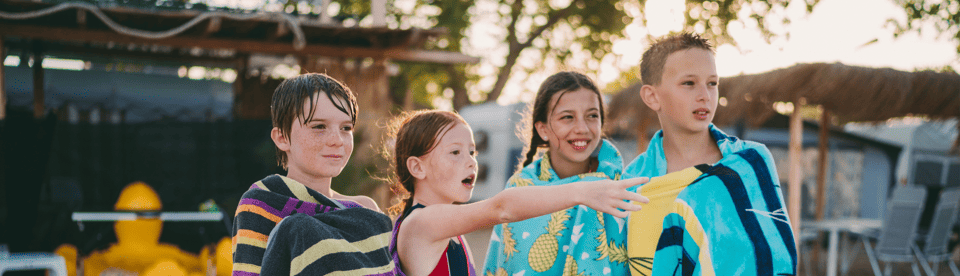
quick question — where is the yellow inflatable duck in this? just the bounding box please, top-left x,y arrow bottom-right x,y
54,182 -> 232,276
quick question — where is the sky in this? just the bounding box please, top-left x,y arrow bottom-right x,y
456,0 -> 960,107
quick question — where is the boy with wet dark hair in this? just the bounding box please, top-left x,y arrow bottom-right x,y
233,73 -> 396,276
270,73 -> 356,167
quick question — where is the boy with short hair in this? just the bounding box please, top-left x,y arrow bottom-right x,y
625,33 -> 797,275
232,73 -> 396,276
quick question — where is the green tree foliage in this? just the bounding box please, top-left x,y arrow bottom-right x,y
389,0 -> 474,110
391,0 -> 631,110
647,0 -> 820,46
394,0 -> 817,108
394,0 -> 958,108
483,0 -> 629,102
891,0 -> 960,53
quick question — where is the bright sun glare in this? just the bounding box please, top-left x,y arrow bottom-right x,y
598,0 -> 959,95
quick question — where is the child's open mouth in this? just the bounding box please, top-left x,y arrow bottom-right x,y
461,174 -> 476,187
570,140 -> 589,151
694,109 -> 710,120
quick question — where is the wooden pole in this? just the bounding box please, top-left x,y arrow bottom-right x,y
810,107 -> 830,270
0,36 -> 6,121
636,114 -> 651,156
32,42 -> 44,119
788,97 -> 805,245
233,54 -> 247,119
298,55 -> 310,73
815,108 -> 830,221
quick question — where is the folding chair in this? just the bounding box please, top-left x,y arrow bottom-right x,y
798,229 -> 819,276
0,244 -> 68,276
914,187 -> 960,276
859,185 -> 928,276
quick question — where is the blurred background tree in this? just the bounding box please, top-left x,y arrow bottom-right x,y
892,0 -> 960,53
389,0 -> 631,111
385,0 -> 959,110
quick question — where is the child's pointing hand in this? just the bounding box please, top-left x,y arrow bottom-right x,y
576,177 -> 650,218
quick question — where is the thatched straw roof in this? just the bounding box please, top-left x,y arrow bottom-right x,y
605,62 -> 960,137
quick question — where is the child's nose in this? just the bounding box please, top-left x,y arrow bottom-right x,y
574,118 -> 589,132
325,132 -> 345,146
696,85 -> 710,101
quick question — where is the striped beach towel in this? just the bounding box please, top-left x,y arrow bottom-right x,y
232,174 -> 395,276
624,125 -> 796,276
261,210 -> 395,276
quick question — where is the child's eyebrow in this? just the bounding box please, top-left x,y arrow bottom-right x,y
681,74 -> 719,78
304,118 -> 352,125
446,141 -> 476,147
555,107 -> 599,114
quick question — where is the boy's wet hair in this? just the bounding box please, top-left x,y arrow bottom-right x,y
270,73 -> 358,169
518,71 -> 605,169
640,32 -> 714,86
385,110 -> 467,216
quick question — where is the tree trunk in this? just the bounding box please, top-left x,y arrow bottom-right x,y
485,42 -> 522,103
447,65 -> 470,111
483,0 -> 581,103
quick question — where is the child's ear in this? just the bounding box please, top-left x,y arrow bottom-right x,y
407,156 -> 427,179
534,121 -> 549,143
640,84 -> 661,111
271,127 -> 291,152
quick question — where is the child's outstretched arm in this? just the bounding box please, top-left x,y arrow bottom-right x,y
402,177 -> 650,245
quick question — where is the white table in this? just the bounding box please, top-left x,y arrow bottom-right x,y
72,211 -> 223,221
0,244 -> 67,276
803,218 -> 882,276
71,211 -> 224,231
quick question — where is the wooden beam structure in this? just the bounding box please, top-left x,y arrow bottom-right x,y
788,97 -> 806,244
267,21 -> 289,42
5,41 -> 238,66
232,54 -> 246,119
0,24 -> 480,65
202,17 -> 221,37
76,9 -> 87,29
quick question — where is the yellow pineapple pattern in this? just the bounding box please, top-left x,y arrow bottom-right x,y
539,153 -> 554,181
579,172 -> 608,179
502,224 -> 519,259
486,268 -> 508,276
507,174 -> 533,188
527,209 -> 571,272
562,255 -> 587,276
595,211 -> 628,263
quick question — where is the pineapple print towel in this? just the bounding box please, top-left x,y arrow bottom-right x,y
483,140 -> 630,276
624,125 -> 797,276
